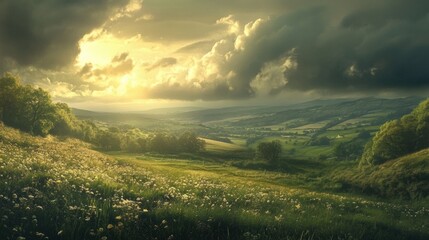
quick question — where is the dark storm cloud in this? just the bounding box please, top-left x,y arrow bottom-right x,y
0,0 -> 128,69
139,0 -> 429,100
137,80 -> 233,101
281,0 -> 429,91
222,0 -> 429,97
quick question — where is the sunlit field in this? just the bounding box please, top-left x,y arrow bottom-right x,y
1,125 -> 428,240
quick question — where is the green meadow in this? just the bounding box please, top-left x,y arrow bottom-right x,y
1,125 -> 428,240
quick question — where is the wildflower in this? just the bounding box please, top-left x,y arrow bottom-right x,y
107,224 -> 114,230
35,232 -> 44,237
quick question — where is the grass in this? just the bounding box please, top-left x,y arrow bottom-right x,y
201,138 -> 245,152
248,136 -> 332,160
292,120 -> 331,130
333,148 -> 429,199
1,125 -> 428,239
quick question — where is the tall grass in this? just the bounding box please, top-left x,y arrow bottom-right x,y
0,125 -> 428,239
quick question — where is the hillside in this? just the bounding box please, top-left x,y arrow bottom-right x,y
334,148 -> 429,199
0,124 -> 150,238
1,124 -> 429,239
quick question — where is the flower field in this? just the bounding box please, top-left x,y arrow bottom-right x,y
0,125 -> 428,240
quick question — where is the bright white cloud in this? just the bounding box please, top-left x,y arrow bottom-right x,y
251,55 -> 297,96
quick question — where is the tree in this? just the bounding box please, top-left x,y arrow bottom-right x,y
179,132 -> 205,153
357,130 -> 371,139
307,136 -> 330,146
0,74 -> 57,136
257,140 -> 282,164
412,99 -> 429,149
149,133 -> 177,153
0,73 -> 20,124
50,102 -> 78,136
334,141 -> 364,161
21,87 -> 57,136
98,131 -> 121,151
360,98 -> 429,166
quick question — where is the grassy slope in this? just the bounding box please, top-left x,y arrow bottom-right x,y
333,149 -> 429,199
1,125 -> 428,240
202,138 -> 244,151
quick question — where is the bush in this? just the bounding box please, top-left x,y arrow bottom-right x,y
256,140 -> 282,164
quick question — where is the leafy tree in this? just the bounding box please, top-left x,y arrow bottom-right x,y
120,128 -> 146,153
179,132 -> 205,153
75,120 -> 98,143
361,98 -> 429,166
0,73 -> 20,124
357,130 -> 371,139
21,87 -> 57,135
257,140 -> 282,164
412,99 -> 429,149
98,131 -> 122,151
50,102 -> 79,136
136,137 -> 148,152
307,136 -> 330,146
148,133 -> 174,153
334,141 -> 365,161
0,74 -> 57,136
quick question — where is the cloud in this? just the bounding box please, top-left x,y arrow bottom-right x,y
250,55 -> 297,96
137,0 -> 429,100
175,40 -> 216,54
104,0 -> 304,42
146,58 -> 178,71
0,0 -> 129,69
2,0 -> 428,103
80,53 -> 134,87
282,1 -> 429,91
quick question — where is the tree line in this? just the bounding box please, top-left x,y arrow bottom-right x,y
0,73 -> 205,154
97,128 -> 205,153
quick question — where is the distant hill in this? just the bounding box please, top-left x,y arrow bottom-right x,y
72,97 -> 423,127
174,98 -> 351,123
227,97 -> 423,127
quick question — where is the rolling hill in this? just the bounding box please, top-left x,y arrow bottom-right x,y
335,148 -> 429,199
1,123 -> 428,239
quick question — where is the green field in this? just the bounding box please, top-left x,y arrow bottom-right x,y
202,138 -> 246,152
1,125 -> 428,240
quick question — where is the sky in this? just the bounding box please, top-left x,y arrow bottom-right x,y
0,0 -> 428,111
